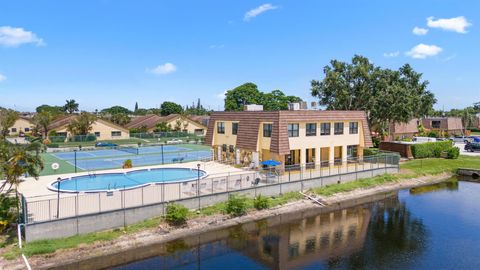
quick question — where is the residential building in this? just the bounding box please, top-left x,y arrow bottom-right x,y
48,115 -> 130,140
421,117 -> 463,136
205,110 -> 372,169
388,119 -> 420,140
125,114 -> 208,135
7,117 -> 34,135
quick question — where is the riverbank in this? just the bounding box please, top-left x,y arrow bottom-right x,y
0,170 -> 455,270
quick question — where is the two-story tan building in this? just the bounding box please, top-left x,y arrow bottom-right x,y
205,110 -> 373,169
421,117 -> 463,136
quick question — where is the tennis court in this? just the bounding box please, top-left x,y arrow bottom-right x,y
49,144 -> 212,171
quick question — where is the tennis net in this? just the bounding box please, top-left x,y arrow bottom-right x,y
115,146 -> 139,155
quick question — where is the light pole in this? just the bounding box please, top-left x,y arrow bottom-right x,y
161,143 -> 164,165
197,163 -> 201,210
56,177 -> 61,219
74,149 -> 78,173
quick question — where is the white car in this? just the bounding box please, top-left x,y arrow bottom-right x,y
413,137 -> 437,143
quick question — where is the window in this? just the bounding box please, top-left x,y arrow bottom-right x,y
232,123 -> 238,135
111,131 -> 121,137
320,123 -> 330,135
24,128 -> 30,132
349,122 -> 358,134
347,145 -> 358,159
432,120 -> 441,129
288,123 -> 299,137
94,132 -> 101,137
217,122 -> 225,134
334,122 -> 344,135
306,123 -> 317,136
229,145 -> 235,153
263,123 -> 272,137
11,128 -> 17,133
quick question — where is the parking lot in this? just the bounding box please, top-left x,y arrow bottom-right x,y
453,142 -> 480,156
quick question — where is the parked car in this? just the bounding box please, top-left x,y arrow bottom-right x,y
451,136 -> 470,143
413,137 -> 437,143
465,142 -> 480,152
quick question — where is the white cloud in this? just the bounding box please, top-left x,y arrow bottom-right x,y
406,44 -> 442,59
0,26 -> 45,47
412,26 -> 428,35
147,63 -> 177,75
427,16 -> 472,33
383,51 -> 400,58
0,73 -> 6,82
244,3 -> 278,21
216,91 -> 227,99
209,44 -> 225,49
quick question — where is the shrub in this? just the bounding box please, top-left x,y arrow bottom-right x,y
446,147 -> 460,159
253,195 -> 270,210
363,148 -> 379,156
411,141 -> 453,159
165,203 -> 189,226
123,159 -> 133,169
49,136 -> 66,143
426,131 -> 439,138
225,195 -> 247,217
0,195 -> 18,233
46,143 -> 59,148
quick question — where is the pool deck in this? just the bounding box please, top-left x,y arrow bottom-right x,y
18,161 -> 243,200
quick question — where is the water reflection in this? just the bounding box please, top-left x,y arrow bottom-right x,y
53,180 -> 480,270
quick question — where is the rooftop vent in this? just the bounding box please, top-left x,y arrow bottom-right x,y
288,102 -> 308,111
244,104 -> 264,111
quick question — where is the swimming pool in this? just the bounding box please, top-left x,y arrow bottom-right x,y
50,168 -> 207,192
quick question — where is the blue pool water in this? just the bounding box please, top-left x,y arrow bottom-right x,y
51,168 -> 207,192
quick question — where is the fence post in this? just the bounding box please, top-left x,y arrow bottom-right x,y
98,193 -> 101,213
141,186 -> 144,206
384,155 -> 387,174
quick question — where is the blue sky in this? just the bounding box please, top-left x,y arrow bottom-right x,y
0,0 -> 478,112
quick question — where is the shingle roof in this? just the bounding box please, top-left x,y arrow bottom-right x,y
205,110 -> 373,155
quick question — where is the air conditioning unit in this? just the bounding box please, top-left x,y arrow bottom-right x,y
244,104 -> 264,111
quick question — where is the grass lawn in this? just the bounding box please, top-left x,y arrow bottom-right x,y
400,155 -> 480,176
470,131 -> 480,136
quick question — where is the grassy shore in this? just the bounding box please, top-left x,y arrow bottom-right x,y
2,156 -> 479,260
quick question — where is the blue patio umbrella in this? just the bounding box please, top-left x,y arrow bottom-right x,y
260,159 -> 281,166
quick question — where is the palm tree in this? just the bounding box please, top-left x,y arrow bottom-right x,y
67,112 -> 96,135
33,110 -> 55,138
0,141 -> 44,221
63,99 -> 79,114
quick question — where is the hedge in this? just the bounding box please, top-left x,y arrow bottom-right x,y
410,141 -> 453,159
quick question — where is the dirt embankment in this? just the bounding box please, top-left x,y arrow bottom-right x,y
1,172 -> 453,270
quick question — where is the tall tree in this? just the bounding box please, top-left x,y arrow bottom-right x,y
108,113 -> 131,126
67,112 -> 96,135
33,111 -> 55,138
311,55 -> 436,136
160,101 -> 183,116
101,106 -> 132,115
134,102 -> 139,112
0,109 -> 19,138
63,99 -> 79,114
36,104 -> 63,115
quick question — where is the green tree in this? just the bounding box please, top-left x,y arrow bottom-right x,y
67,112 -> 96,135
100,106 -> 132,115
63,99 -> 79,114
160,101 -> 183,116
224,83 -> 263,111
33,111 -> 55,138
0,109 -> 19,138
0,141 -> 44,222
36,104 -> 63,115
134,102 -> 139,112
154,122 -> 172,132
262,90 -> 302,110
311,55 -> 436,137
108,113 -> 131,126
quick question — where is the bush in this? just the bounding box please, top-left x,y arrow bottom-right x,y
123,159 -> 133,169
253,195 -> 270,210
446,147 -> 460,159
426,131 -> 439,138
225,195 -> 247,217
363,148 -> 379,156
411,141 -> 453,159
165,203 -> 189,225
0,195 -> 18,233
46,143 -> 59,148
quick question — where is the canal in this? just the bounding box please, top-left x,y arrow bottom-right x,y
55,177 -> 480,270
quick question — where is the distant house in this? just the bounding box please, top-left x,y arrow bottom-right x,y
421,117 -> 464,135
48,115 -> 130,140
125,114 -> 208,135
8,117 -> 35,135
389,119 -> 420,140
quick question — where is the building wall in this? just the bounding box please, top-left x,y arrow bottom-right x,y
146,116 -> 207,135
8,118 -> 34,135
55,120 -> 130,140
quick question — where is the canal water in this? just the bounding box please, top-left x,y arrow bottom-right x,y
56,178 -> 480,270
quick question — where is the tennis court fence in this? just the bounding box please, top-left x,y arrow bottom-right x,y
23,153 -> 400,224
